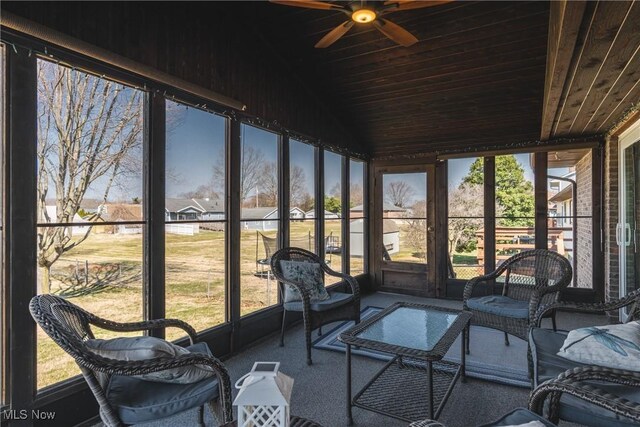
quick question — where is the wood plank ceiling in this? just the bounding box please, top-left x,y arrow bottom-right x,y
248,1 -> 550,157
542,0 -> 640,140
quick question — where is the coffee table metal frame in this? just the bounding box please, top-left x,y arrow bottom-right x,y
338,302 -> 472,424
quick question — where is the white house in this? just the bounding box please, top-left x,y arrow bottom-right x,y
305,209 -> 340,219
41,206 -> 90,236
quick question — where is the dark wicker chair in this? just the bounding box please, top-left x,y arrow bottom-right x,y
463,249 -> 572,352
270,247 -> 360,365
528,289 -> 640,426
30,294 -> 233,427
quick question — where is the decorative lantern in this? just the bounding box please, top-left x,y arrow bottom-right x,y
233,362 -> 294,427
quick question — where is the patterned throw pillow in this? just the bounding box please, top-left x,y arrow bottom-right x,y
280,260 -> 330,303
557,321 -> 640,371
86,336 -> 214,384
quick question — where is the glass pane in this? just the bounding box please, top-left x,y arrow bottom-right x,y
290,139 -> 315,216
0,44 -> 4,405
382,173 -> 427,263
547,149 -> 593,288
349,160 -> 365,274
241,125 -> 279,219
35,60 -> 145,389
37,227 -> 144,389
356,307 -> 458,351
165,224 -> 226,341
290,219 -> 315,253
495,154 -> 535,265
36,60 -> 144,225
325,219 -> 343,274
166,101 -> 226,205
324,150 -> 342,216
241,223 -> 279,316
623,142 -> 640,297
448,158 -> 484,279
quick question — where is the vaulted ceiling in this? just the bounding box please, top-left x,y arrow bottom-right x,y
248,1 -> 550,156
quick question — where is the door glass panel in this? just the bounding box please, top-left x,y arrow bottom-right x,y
382,173 -> 427,263
622,141 -> 640,299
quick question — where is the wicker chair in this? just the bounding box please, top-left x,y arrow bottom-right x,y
528,289 -> 640,426
463,249 -> 572,352
270,247 -> 360,365
30,294 -> 233,427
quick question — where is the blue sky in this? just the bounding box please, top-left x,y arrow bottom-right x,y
448,153 -> 535,190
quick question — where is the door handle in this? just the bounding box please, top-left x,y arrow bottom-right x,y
626,223 -> 632,246
427,226 -> 434,232
616,223 -> 622,246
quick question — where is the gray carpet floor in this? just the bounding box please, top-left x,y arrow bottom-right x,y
106,292 -> 602,427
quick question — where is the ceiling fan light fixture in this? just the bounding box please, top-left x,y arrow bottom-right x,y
352,9 -> 376,23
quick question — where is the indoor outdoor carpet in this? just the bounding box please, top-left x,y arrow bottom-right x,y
313,306 -> 530,388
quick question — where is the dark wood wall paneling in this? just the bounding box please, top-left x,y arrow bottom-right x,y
543,0 -> 640,140
0,1 -> 364,155
253,1 -> 550,157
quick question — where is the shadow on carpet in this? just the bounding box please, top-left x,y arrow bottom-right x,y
313,306 -> 530,388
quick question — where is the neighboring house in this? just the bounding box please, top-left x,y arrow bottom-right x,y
101,203 -> 143,234
305,209 -> 340,219
40,206 -> 89,236
351,202 -> 406,219
165,198 -> 224,221
241,207 -> 308,230
350,218 -> 400,257
242,207 -> 279,231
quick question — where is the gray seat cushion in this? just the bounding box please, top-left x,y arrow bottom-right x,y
284,291 -> 353,312
530,327 -> 639,427
466,295 -> 529,318
106,342 -> 219,424
479,407 -> 556,426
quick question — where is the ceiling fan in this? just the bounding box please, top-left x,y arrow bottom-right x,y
270,1 -> 452,48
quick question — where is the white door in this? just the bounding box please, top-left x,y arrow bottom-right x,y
619,120 -> 640,320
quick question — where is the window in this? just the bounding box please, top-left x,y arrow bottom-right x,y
349,159 -> 365,274
165,101 -> 227,340
289,139 -> 316,253
494,154 -> 535,266
324,150 -> 343,272
547,149 -> 594,288
382,172 -> 427,263
0,43 -> 5,405
240,124 -> 280,315
447,158 -> 484,279
35,60 -> 145,389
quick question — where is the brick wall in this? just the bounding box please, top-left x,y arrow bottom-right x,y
575,151 -> 593,287
605,135 -> 620,317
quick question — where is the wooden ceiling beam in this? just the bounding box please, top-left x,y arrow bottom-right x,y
540,0 -> 586,141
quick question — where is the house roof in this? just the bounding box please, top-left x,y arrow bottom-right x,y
165,198 -> 224,213
350,218 -> 399,234
549,185 -> 572,203
242,207 -> 277,220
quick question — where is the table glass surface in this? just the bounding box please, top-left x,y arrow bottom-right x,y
355,307 -> 459,352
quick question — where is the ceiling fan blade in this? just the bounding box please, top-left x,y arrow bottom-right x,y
373,18 -> 418,47
383,0 -> 453,12
315,21 -> 354,48
270,0 -> 346,11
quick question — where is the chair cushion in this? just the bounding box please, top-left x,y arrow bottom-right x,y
530,328 -> 639,427
479,407 -> 556,426
558,322 -> 640,371
466,295 -> 529,318
284,291 -> 353,312
105,342 -> 219,424
86,336 -> 214,384
280,260 -> 330,303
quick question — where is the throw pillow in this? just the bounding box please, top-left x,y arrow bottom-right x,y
279,260 -> 330,303
557,321 -> 640,371
86,336 -> 214,384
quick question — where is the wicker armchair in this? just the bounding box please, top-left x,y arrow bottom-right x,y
463,249 -> 572,351
30,294 -> 232,427
270,247 -> 360,365
528,289 -> 640,426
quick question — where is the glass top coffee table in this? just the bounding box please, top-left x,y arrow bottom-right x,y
338,302 -> 472,424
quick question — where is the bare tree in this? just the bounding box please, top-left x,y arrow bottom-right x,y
385,181 -> 414,208
405,200 -> 427,259
447,184 -> 499,256
350,183 -> 363,206
258,161 -> 278,207
213,144 -> 267,203
36,61 -> 143,293
290,165 -> 310,209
